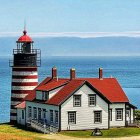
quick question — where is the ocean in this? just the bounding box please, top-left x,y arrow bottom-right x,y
0,56 -> 140,123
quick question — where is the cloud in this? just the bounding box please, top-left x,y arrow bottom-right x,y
1,31 -> 140,38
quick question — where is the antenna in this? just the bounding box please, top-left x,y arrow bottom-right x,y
24,19 -> 26,31
23,19 -> 27,35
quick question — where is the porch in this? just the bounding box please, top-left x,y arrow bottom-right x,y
27,119 -> 59,134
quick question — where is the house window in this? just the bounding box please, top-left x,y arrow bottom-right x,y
33,107 -> 37,119
109,109 -> 112,121
42,91 -> 48,100
68,112 -> 76,124
73,95 -> 81,107
43,109 -> 46,119
38,108 -> 41,120
94,111 -> 102,123
116,109 -> 123,121
50,110 -> 53,123
22,110 -> 24,119
88,94 -> 96,106
55,111 -> 58,124
28,106 -> 32,118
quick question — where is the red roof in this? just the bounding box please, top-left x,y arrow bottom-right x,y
26,77 -> 129,105
15,101 -> 26,109
47,80 -> 84,105
47,78 -> 129,105
25,77 -> 52,101
36,78 -> 69,91
17,30 -> 33,42
85,78 -> 129,103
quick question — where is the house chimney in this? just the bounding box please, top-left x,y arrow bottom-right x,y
70,68 -> 76,80
99,68 -> 103,79
52,66 -> 57,79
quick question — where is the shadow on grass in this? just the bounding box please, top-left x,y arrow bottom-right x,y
2,122 -> 42,134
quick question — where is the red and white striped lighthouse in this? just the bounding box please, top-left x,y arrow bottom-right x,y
9,29 -> 41,123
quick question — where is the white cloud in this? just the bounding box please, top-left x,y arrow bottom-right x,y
1,31 -> 140,38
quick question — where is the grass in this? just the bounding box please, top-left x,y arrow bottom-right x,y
0,123 -> 49,140
0,124 -> 140,139
60,127 -> 140,138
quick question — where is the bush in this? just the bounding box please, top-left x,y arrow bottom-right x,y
135,110 -> 140,120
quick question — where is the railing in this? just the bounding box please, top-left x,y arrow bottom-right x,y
13,49 -> 41,55
27,119 -> 59,134
9,59 -> 41,67
128,119 -> 140,128
9,49 -> 41,67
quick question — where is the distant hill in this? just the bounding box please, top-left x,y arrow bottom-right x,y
1,36 -> 140,57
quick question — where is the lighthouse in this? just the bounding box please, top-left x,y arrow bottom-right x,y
9,29 -> 41,123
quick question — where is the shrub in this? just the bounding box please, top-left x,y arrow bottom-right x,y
135,110 -> 140,120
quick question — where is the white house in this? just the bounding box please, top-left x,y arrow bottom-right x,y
16,67 -> 137,132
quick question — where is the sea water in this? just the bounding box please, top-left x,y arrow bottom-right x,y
0,56 -> 140,123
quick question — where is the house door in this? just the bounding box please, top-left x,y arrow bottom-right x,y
43,109 -> 47,124
38,108 -> 41,122
126,110 -> 131,124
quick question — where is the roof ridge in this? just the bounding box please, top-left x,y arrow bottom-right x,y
46,79 -> 85,105
58,80 -> 85,105
46,80 -> 70,91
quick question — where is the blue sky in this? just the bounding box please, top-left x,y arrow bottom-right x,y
0,0 -> 140,35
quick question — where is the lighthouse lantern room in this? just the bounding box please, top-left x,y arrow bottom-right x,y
9,29 -> 41,123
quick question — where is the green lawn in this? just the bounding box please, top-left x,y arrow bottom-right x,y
60,127 -> 140,138
0,124 -> 140,139
0,123 -> 49,140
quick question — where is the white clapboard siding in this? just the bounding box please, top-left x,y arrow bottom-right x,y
110,103 -> 125,127
12,71 -> 37,76
131,108 -> 134,123
11,101 -> 21,106
61,84 -> 109,130
11,109 -> 17,113
10,116 -> 17,120
17,109 -> 26,125
11,93 -> 28,98
12,79 -> 38,82
25,101 -> 59,125
49,86 -> 63,99
12,86 -> 36,90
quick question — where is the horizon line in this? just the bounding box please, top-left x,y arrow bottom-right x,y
0,31 -> 140,38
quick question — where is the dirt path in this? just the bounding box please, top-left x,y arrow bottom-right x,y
40,134 -> 140,140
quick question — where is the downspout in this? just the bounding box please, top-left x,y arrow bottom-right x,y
59,106 -> 61,132
125,103 -> 126,126
108,103 -> 110,129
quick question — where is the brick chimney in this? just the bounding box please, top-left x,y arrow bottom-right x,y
52,66 -> 57,79
99,68 -> 103,79
70,68 -> 76,80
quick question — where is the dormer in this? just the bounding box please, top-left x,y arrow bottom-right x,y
34,67 -> 75,102
36,90 -> 49,101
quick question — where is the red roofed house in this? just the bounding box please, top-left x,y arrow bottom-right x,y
16,67 -> 136,132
